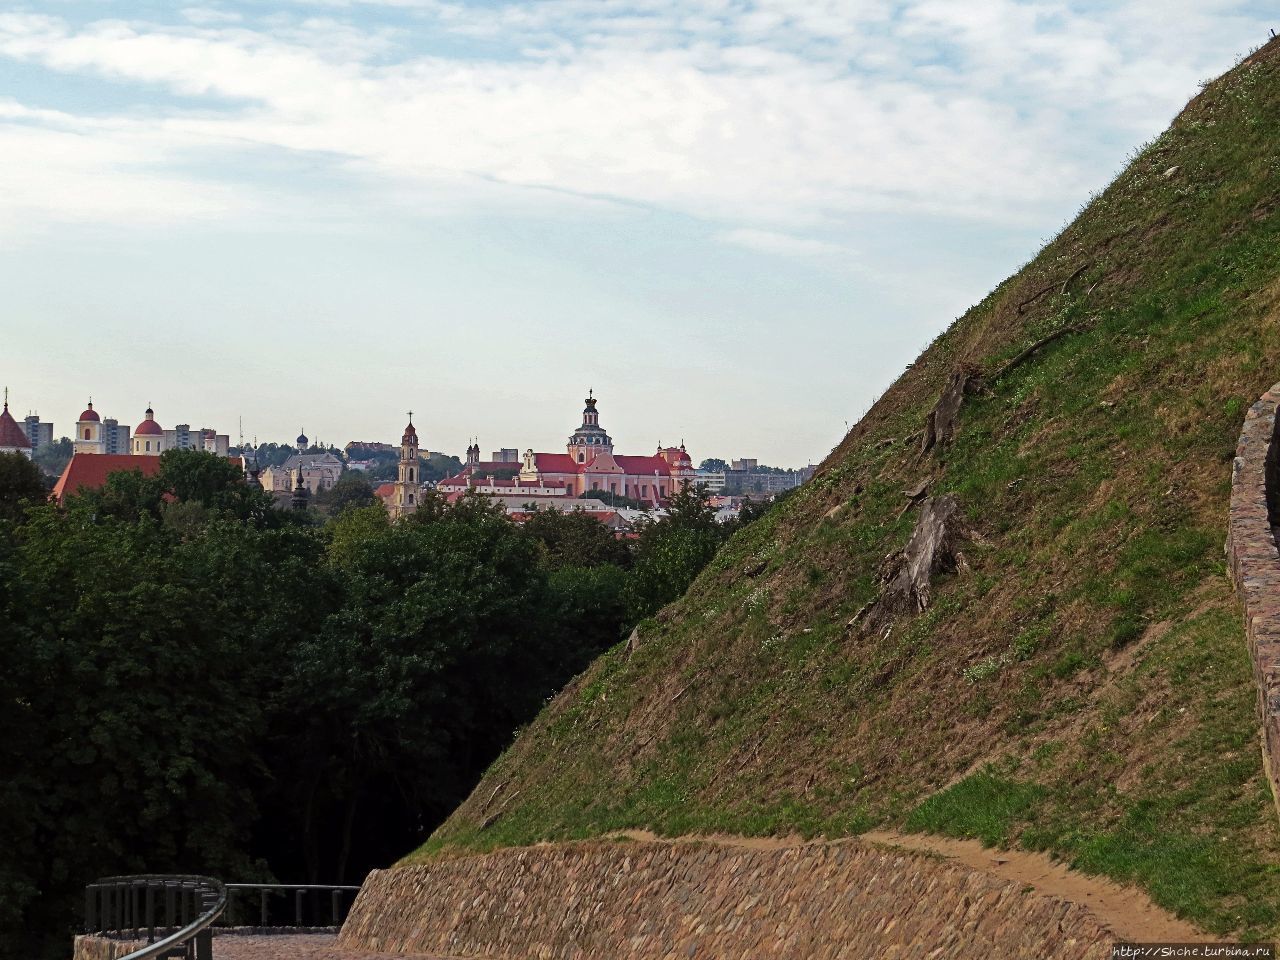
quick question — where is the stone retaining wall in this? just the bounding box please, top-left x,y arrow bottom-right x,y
339,838 -> 1116,959
1227,381 -> 1280,817
73,934 -> 144,960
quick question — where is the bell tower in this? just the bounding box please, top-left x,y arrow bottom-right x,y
392,412 -> 420,519
74,399 -> 104,454
567,390 -> 613,465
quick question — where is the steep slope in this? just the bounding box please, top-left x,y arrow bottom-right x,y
425,40 -> 1280,938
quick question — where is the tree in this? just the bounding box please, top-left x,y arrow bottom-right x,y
31,437 -> 72,478
579,488 -> 648,510
698,457 -> 726,472
523,507 -> 632,570
625,484 -> 726,620
314,471 -> 378,517
0,453 -> 47,523
273,493 -> 552,882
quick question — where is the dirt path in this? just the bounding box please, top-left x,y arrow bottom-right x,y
607,827 -> 1203,943
210,932 -> 490,959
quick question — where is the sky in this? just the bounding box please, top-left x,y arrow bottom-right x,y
0,1 -> 1273,466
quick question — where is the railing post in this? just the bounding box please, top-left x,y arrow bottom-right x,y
331,889 -> 341,926
166,881 -> 177,929
84,885 -> 96,933
295,888 -> 304,927
260,888 -> 269,927
145,882 -> 156,943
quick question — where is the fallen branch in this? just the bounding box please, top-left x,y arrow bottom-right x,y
986,324 -> 1088,384
1016,262 -> 1090,314
479,780 -> 507,814
479,790 -> 522,831
1059,261 -> 1089,295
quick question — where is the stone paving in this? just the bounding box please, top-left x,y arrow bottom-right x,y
210,933 -> 467,960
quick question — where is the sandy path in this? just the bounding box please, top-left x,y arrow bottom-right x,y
607,827 -> 1202,943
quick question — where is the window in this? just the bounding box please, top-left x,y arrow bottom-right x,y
578,452 -> 585,463
409,468 -> 415,482
83,428 -> 90,440
408,493 -> 415,504
146,441 -> 151,452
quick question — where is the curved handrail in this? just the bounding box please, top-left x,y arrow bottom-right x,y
85,874 -> 226,960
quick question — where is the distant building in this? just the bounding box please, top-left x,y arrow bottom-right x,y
730,458 -> 758,471
52,451 -> 246,504
263,450 -> 343,495
53,453 -> 160,503
101,419 -> 130,455
516,393 -> 695,505
491,448 -> 519,463
20,414 -> 53,454
132,406 -> 167,456
0,391 -> 33,458
74,401 -> 105,454
390,416 -> 421,519
163,424 -> 226,454
694,470 -> 726,493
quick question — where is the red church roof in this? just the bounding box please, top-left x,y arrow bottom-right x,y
135,418 -> 164,436
0,401 -> 31,450
615,455 -> 672,474
78,403 -> 101,423
51,453 -> 162,504
532,453 -> 580,473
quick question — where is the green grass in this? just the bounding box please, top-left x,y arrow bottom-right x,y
414,41 -> 1280,938
905,771 -> 1046,847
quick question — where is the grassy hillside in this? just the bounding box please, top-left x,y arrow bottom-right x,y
422,40 -> 1280,938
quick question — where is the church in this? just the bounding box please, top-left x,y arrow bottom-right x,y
441,393 -> 694,506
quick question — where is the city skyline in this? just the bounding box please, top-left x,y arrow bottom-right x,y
8,387 -> 815,467
1,2 -> 1273,463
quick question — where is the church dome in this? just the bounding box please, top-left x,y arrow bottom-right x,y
135,406 -> 163,436
297,430 -> 309,447
78,402 -> 101,423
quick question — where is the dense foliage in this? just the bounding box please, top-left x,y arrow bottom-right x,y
0,449 -> 759,958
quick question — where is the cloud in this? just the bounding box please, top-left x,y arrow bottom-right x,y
720,228 -> 856,259
0,3 -> 1270,239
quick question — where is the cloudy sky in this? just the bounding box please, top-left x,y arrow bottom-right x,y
1,1 -> 1272,464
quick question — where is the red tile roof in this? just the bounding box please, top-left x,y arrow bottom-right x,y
51,454 -> 162,504
374,482 -> 396,501
78,403 -> 101,423
0,403 -> 31,450
614,455 -> 672,474
135,418 -> 164,436
532,453 -> 579,473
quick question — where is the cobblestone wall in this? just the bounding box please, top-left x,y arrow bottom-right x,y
1227,381 -> 1280,818
339,838 -> 1116,959
73,934 -> 143,960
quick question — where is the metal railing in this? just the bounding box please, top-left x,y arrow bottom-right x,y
84,875 -> 226,960
223,883 -> 362,928
83,877 -> 363,957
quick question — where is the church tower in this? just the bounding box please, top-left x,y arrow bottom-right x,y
567,391 -> 613,465
392,413 -> 420,519
74,400 -> 104,454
